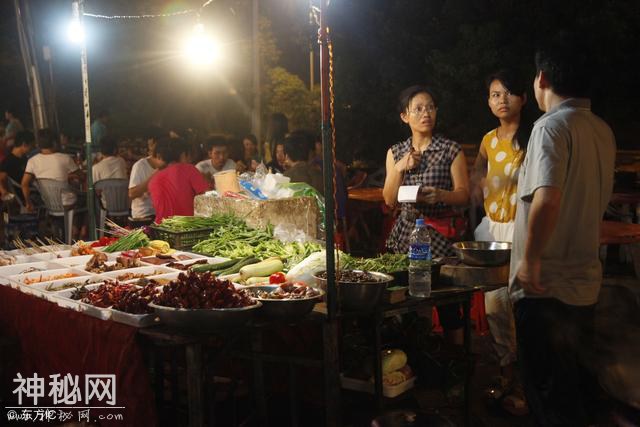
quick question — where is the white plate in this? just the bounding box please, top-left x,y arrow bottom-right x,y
0,261 -> 65,279
9,268 -> 91,286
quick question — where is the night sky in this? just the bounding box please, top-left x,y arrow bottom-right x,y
1,0 -> 639,163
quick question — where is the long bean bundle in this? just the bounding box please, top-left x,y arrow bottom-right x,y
192,216 -> 321,269
157,214 -> 243,232
342,253 -> 408,273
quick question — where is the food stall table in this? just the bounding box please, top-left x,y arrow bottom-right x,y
334,285 -> 478,427
137,326 -> 247,427
0,285 -> 156,426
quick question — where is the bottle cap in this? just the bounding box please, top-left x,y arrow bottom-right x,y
415,218 -> 425,227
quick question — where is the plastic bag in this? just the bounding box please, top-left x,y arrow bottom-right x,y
283,182 -> 326,233
273,223 -> 312,243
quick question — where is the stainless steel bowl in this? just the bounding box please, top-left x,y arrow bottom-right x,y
245,285 -> 324,320
149,301 -> 262,331
313,270 -> 393,312
452,241 -> 512,267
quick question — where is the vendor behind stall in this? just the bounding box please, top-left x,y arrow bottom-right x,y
148,137 -> 210,223
383,85 -> 470,345
282,132 -> 324,196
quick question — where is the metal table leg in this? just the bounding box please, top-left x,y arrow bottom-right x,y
186,343 -> 204,427
252,329 -> 268,426
373,313 -> 384,409
323,319 -> 341,427
463,297 -> 472,427
288,363 -> 299,427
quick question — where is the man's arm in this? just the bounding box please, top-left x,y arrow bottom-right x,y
516,186 -> 562,293
21,173 -> 34,211
128,171 -> 156,199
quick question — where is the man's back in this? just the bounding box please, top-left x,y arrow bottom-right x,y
284,161 -> 324,196
510,98 -> 615,306
25,152 -> 78,182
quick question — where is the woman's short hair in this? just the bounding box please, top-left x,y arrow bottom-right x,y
397,85 -> 438,114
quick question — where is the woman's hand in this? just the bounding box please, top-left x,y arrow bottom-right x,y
419,186 -> 439,204
394,149 -> 421,173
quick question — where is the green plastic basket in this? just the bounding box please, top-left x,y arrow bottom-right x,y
149,226 -> 213,250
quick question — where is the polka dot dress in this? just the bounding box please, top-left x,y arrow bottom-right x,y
481,129 -> 523,223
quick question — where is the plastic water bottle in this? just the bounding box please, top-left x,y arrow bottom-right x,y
408,218 -> 432,297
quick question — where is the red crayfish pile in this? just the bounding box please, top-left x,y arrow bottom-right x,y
152,271 -> 256,309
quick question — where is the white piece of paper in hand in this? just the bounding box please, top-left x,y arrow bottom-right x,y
398,185 -> 421,203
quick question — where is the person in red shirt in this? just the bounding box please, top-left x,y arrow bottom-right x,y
148,137 -> 210,223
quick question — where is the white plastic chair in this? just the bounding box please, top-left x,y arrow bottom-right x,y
95,179 -> 130,238
36,179 -> 86,244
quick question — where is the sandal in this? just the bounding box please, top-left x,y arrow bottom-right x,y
483,375 -> 510,402
501,382 -> 529,416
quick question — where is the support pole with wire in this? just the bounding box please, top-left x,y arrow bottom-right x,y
74,0 -> 96,240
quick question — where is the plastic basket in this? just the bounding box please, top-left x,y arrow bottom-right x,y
149,226 -> 213,250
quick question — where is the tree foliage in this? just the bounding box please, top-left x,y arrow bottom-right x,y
264,66 -> 320,132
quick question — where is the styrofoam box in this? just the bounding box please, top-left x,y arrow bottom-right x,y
9,268 -> 91,286
340,374 -> 416,399
81,258 -> 148,274
0,261 -> 64,280
29,275 -> 108,293
137,251 -> 207,266
136,271 -> 180,285
52,283 -> 113,320
111,309 -> 159,328
100,266 -> 178,283
162,256 -> 230,270
0,254 -> 34,265
54,253 -> 121,269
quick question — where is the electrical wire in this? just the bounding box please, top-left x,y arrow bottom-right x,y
84,0 -> 215,20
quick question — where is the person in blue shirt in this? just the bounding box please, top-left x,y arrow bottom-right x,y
91,110 -> 109,146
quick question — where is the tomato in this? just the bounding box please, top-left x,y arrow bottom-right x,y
269,272 -> 286,284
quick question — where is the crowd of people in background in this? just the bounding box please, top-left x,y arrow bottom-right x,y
0,109 -> 336,238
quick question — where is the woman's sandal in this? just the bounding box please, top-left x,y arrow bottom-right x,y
483,375 -> 510,402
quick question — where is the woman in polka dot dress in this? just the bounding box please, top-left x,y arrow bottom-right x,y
471,69 -> 530,415
383,85 -> 470,345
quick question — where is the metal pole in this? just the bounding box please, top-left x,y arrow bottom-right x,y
23,0 -> 47,129
13,0 -> 39,135
76,0 -> 96,240
319,1 -> 336,321
308,0 -> 314,90
251,0 -> 262,149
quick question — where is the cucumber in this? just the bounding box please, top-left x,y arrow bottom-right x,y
244,276 -> 270,285
239,258 -> 284,281
216,256 -> 260,277
191,259 -> 240,273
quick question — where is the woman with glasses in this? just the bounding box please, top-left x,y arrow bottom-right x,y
471,69 -> 529,415
383,85 -> 470,345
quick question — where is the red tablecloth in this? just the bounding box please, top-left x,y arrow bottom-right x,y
0,286 -> 156,426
